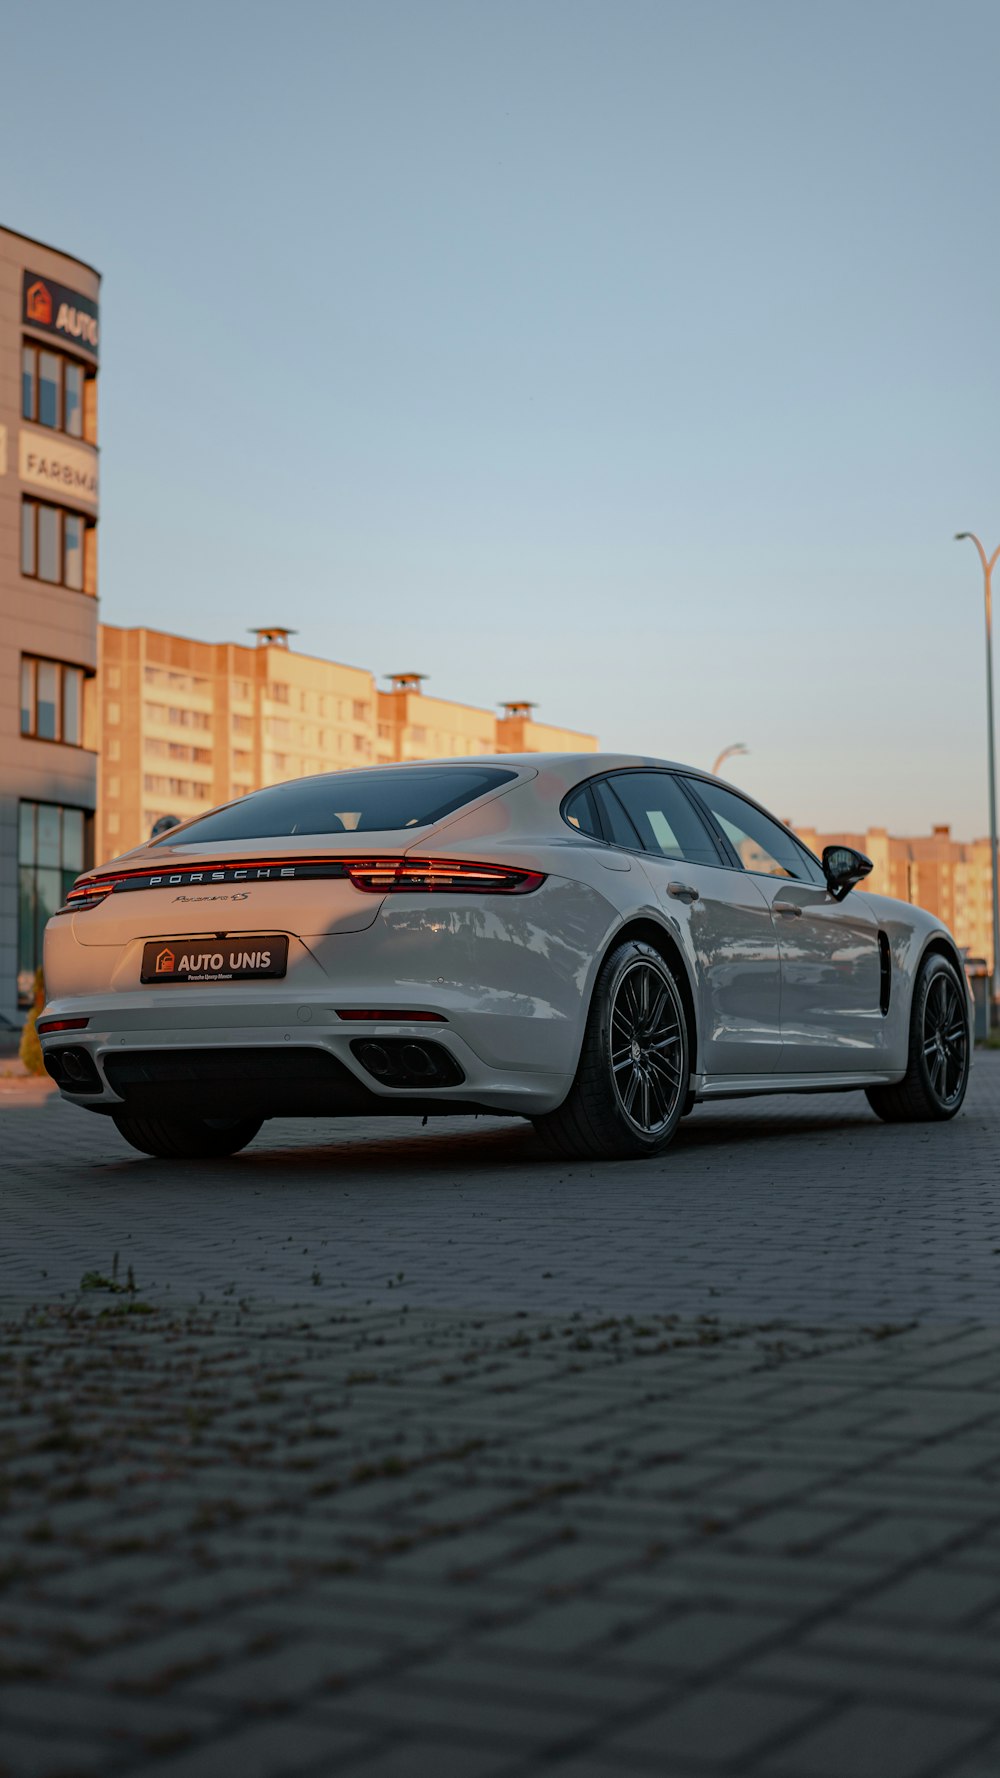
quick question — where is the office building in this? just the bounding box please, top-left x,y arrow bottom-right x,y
1,225 -> 100,1016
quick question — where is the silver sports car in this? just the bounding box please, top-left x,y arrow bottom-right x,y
39,754 -> 972,1160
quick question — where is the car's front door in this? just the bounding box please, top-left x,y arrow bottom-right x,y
685,778 -> 885,1072
593,772 -> 783,1076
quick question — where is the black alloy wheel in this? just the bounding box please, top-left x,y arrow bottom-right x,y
610,958 -> 686,1136
866,952 -> 970,1124
920,968 -> 969,1108
532,938 -> 690,1160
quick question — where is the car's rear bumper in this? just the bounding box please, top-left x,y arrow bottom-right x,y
37,995 -> 574,1119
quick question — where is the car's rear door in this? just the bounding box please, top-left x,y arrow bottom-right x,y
593,771 -> 783,1076
684,777 -> 885,1072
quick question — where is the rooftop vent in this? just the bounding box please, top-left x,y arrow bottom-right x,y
387,673 -> 427,693
500,701 -> 536,719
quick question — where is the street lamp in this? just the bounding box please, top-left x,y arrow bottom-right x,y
955,532 -> 1000,1021
711,743 -> 748,777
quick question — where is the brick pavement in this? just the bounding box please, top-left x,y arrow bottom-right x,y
1,1056 -> 999,1320
4,1302 -> 1000,1777
2,1058 -> 1000,1776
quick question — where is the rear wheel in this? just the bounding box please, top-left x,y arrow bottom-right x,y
111,1112 -> 263,1159
533,939 -> 690,1160
865,953 -> 969,1124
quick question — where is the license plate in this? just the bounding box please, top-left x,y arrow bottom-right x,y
141,936 -> 289,984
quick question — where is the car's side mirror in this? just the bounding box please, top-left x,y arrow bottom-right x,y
822,845 -> 874,901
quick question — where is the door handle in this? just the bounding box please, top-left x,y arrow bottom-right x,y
773,901 -> 802,917
667,882 -> 699,903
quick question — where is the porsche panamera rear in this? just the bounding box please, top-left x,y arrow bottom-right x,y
41,750 -> 969,1160
39,759 -> 615,1155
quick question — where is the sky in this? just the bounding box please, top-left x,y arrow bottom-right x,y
4,0 -> 1000,837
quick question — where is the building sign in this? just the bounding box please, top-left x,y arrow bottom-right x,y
19,431 -> 98,509
22,271 -> 99,360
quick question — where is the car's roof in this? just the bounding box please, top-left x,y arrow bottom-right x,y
385,751 -> 712,779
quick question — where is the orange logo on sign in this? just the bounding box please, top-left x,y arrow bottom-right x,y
25,280 -> 52,324
154,946 -> 176,974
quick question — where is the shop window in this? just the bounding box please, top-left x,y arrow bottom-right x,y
18,802 -> 92,1005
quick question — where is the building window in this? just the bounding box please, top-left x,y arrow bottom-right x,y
21,500 -> 96,593
142,774 -> 211,800
22,344 -> 98,443
20,657 -> 88,746
18,802 -> 91,1006
268,682 -> 290,704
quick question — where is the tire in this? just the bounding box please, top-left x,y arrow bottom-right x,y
111,1112 -> 263,1159
533,938 -> 691,1160
865,952 -> 970,1124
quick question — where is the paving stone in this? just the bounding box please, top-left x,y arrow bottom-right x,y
0,1727 -> 109,1777
767,1701 -> 990,1778
135,1718 -> 373,1778
610,1606 -> 787,1674
475,1596 -> 646,1656
604,1682 -> 832,1766
857,1566 -> 1000,1626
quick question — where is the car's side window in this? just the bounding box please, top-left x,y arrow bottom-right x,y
686,780 -> 824,884
603,773 -> 722,865
591,781 -> 643,848
562,784 -> 603,839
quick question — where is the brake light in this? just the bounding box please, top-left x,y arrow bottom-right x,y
57,885 -> 116,912
36,1017 -> 90,1035
343,859 -> 545,893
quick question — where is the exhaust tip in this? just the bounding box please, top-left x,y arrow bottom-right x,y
350,1037 -> 464,1089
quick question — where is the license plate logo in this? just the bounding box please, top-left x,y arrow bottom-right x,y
141,936 -> 289,984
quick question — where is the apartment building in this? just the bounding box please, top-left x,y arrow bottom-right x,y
798,822 -> 997,976
97,627 -> 596,865
1,225 -> 100,1016
98,627 -> 377,862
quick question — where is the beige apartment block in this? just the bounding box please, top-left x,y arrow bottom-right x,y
496,700 -> 599,754
797,822 -> 998,976
97,633 -> 598,864
1,225 -> 101,1016
98,626 -> 377,863
375,680 -> 597,763
376,673 -> 500,763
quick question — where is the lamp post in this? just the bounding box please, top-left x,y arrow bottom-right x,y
955,532 -> 1000,1021
711,743 -> 748,777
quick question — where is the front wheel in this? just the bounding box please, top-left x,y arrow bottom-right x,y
112,1112 -> 263,1159
533,939 -> 690,1160
865,953 -> 970,1124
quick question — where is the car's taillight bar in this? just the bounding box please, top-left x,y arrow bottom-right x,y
56,855 -> 545,911
36,1017 -> 90,1036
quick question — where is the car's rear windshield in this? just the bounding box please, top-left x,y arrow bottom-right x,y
151,766 -> 519,844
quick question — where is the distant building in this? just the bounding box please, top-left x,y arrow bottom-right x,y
1,225 -> 101,1016
797,822 -> 997,976
98,626 -> 379,862
376,673 -> 497,763
495,700 -> 596,754
96,626 -> 596,865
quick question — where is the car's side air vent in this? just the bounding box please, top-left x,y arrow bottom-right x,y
878,931 -> 892,1016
